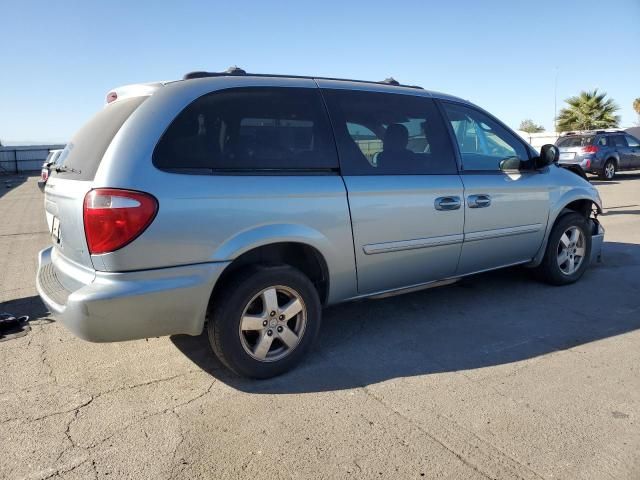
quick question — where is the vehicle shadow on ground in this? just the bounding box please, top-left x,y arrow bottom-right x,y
0,175 -> 33,200
590,172 -> 640,186
175,241 -> 640,394
0,295 -> 50,322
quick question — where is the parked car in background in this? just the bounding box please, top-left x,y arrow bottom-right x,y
37,68 -> 604,378
38,149 -> 63,191
556,130 -> 640,180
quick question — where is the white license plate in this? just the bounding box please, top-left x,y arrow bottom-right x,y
559,152 -> 575,161
51,217 -> 60,243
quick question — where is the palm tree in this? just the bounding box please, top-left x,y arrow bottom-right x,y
556,89 -> 620,132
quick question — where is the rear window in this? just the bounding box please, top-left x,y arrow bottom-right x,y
153,87 -> 338,172
556,135 -> 595,147
52,97 -> 147,180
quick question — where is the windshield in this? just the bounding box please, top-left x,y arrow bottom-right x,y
556,136 -> 595,148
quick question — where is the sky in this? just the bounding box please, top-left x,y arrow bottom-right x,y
1,0 -> 639,144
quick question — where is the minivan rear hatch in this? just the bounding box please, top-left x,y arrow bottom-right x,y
45,96 -> 148,269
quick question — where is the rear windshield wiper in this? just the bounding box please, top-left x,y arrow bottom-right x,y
54,164 -> 82,174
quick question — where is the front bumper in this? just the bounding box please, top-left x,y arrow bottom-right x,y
36,247 -> 229,342
590,218 -> 604,264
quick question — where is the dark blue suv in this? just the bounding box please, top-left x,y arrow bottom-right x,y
556,130 -> 640,180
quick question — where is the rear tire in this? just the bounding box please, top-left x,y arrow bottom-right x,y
599,159 -> 616,180
534,212 -> 592,286
207,265 -> 321,379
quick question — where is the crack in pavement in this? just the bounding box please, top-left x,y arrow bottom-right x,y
321,343 -> 546,479
27,378 -> 216,480
73,378 -> 216,450
167,411 -> 186,480
0,231 -> 49,238
55,409 -> 84,465
31,455 -> 92,480
0,395 -> 93,426
359,385 -> 493,480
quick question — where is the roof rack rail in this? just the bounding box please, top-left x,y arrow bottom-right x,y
182,66 -> 423,90
561,128 -> 623,136
184,66 -> 247,80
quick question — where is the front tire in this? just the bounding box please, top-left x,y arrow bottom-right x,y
599,159 -> 616,180
208,265 -> 321,379
534,212 -> 592,285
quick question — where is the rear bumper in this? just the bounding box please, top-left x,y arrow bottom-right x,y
36,247 -> 229,342
558,156 -> 599,173
590,218 -> 604,264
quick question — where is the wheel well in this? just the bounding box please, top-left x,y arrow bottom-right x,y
605,157 -> 618,167
212,243 -> 329,305
560,199 -> 594,219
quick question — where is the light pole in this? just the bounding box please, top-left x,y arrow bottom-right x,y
554,67 -> 559,133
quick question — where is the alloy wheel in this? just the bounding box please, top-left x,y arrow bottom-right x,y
238,285 -> 307,362
605,162 -> 615,179
556,226 -> 586,275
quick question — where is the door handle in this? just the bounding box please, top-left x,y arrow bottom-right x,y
434,196 -> 461,211
468,194 -> 492,208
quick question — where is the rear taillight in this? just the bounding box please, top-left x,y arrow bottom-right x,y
106,91 -> 118,103
41,169 -> 49,182
83,189 -> 158,254
582,145 -> 598,154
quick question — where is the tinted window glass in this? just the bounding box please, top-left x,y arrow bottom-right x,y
53,96 -> 147,180
442,102 -> 529,171
322,89 -> 457,175
625,135 -> 639,147
50,151 -> 63,166
612,135 -> 628,148
556,136 -> 595,147
154,87 -> 337,171
596,136 -> 609,147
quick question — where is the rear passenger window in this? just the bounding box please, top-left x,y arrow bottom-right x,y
597,137 -> 609,147
625,135 -> 639,147
154,88 -> 338,172
612,135 -> 628,148
442,102 -> 529,171
322,89 -> 458,175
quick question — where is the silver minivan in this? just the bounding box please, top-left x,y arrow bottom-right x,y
37,69 -> 604,378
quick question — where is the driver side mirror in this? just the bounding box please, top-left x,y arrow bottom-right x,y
536,144 -> 559,169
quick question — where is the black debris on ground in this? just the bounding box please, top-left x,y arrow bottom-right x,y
0,313 -> 30,341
